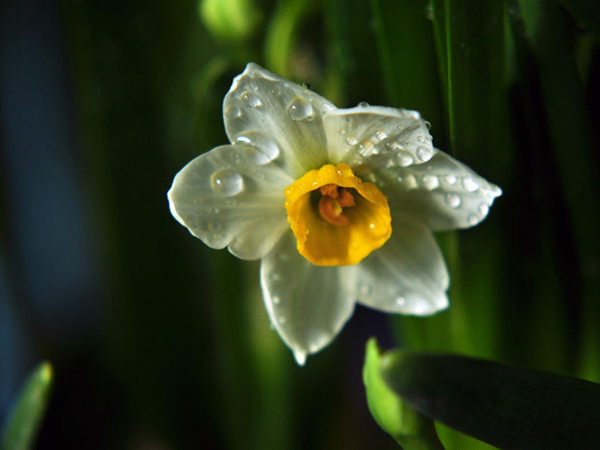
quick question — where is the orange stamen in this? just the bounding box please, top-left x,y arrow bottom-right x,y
318,185 -> 356,226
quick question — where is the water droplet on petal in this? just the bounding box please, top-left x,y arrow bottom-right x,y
337,126 -> 347,135
211,169 -> 244,196
206,220 -> 222,232
235,131 -> 281,164
273,295 -> 281,304
416,146 -> 434,162
279,316 -> 286,324
358,101 -> 369,107
444,192 -> 462,208
421,174 -> 440,190
479,203 -> 490,216
241,91 -> 262,107
225,105 -> 242,119
360,284 -> 371,295
369,223 -> 376,230
444,175 -> 458,185
396,297 -> 406,305
287,97 -> 314,121
462,177 -> 480,192
372,129 -> 387,141
395,150 -> 414,167
356,139 -> 375,158
345,134 -> 358,146
467,214 -> 479,225
399,174 -> 418,189
417,135 -> 427,143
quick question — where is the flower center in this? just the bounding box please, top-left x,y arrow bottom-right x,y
284,163 -> 392,266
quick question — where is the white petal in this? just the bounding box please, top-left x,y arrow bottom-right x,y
168,144 -> 294,260
223,63 -> 336,179
260,231 -> 355,364
374,149 -> 502,230
322,106 -> 435,167
352,215 -> 449,315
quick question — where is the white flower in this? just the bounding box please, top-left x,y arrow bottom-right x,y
168,63 -> 501,365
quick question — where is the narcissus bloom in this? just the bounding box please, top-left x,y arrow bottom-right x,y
168,63 -> 501,364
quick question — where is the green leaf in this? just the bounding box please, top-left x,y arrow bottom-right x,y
363,339 -> 445,450
2,362 -> 54,450
380,351 -> 600,450
516,0 -> 600,382
557,0 -> 600,45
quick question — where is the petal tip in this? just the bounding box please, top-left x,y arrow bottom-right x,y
294,350 -> 307,366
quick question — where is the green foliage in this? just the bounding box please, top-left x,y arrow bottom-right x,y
2,363 -> 53,450
380,350 -> 600,450
363,339 -> 445,450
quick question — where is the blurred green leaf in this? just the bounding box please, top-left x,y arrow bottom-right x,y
516,0 -> 600,382
369,0 -> 444,131
381,351 -> 600,450
363,339 -> 445,450
199,0 -> 263,42
557,0 -> 600,45
2,362 -> 53,450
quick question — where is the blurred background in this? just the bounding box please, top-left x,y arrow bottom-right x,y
1,0 -> 599,449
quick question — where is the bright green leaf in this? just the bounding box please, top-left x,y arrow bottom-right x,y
2,362 -> 54,450
363,339 -> 445,450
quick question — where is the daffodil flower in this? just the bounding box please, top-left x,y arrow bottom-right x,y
168,63 -> 501,365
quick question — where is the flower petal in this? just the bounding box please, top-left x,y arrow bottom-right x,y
322,106 -> 435,167
168,144 -> 293,260
223,63 -> 336,178
352,215 -> 449,315
374,149 -> 502,231
260,231 -> 355,364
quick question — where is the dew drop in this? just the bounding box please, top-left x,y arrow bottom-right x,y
360,284 -> 371,295
240,91 -> 262,108
421,174 -> 440,190
206,220 -> 222,232
395,151 -> 414,167
399,174 -> 418,189
416,146 -> 434,162
208,207 -> 220,214
356,139 -> 375,158
369,223 -> 376,230
479,203 -> 490,216
358,101 -> 370,107
444,192 -> 462,208
279,316 -> 287,324
337,126 -> 347,135
444,174 -> 458,185
396,297 -> 406,305
417,135 -> 427,143
225,105 -> 242,119
287,97 -> 314,121
372,129 -> 387,141
345,134 -> 358,146
211,169 -> 244,196
273,295 -> 281,304
467,214 -> 479,225
462,177 -> 480,192
235,131 -> 281,164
